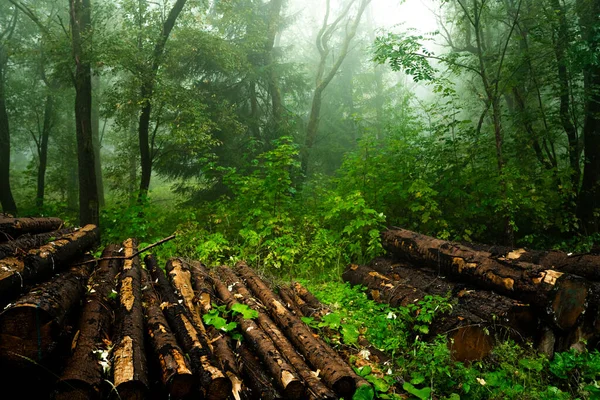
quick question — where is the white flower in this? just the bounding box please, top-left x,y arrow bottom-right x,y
477,378 -> 486,386
387,312 -> 397,319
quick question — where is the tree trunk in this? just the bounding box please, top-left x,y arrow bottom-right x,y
70,0 -> 99,226
576,0 -> 600,233
56,245 -> 122,400
212,267 -> 306,400
36,93 -> 53,209
112,238 -> 149,400
144,254 -> 231,400
91,74 -> 104,207
0,262 -> 93,365
218,266 -> 334,400
0,216 -> 63,241
0,43 -> 17,216
138,0 -> 188,200
234,262 -> 359,398
0,228 -> 74,260
140,268 -> 194,399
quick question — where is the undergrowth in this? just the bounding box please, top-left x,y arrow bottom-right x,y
303,281 -> 600,400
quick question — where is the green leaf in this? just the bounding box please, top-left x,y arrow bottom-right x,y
341,324 -> 360,345
231,303 -> 259,319
352,384 -> 375,400
403,382 -> 431,400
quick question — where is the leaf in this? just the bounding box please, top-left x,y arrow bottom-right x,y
341,324 -> 360,345
231,303 -> 259,319
357,366 -> 372,377
403,382 -> 431,400
352,384 -> 375,400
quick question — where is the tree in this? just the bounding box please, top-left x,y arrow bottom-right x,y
0,6 -> 18,215
138,0 -> 188,200
70,0 -> 99,225
301,0 -> 371,176
576,0 -> 600,233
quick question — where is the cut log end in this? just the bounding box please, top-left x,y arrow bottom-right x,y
168,374 -> 196,399
54,380 -> 101,400
282,380 -> 306,400
114,381 -> 148,400
448,326 -> 494,362
332,376 -> 356,399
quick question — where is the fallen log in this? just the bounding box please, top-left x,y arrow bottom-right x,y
218,267 -> 333,400
0,225 -> 99,302
235,262 -> 360,399
238,341 -> 283,400
212,267 -> 305,400
381,228 -> 599,335
0,261 -> 93,366
140,268 -> 195,399
189,261 -> 247,400
343,263 -> 535,361
112,238 -> 149,400
144,254 -> 231,400
367,257 -> 539,339
55,245 -> 122,400
0,228 -> 74,260
165,258 -> 232,400
0,217 -> 63,241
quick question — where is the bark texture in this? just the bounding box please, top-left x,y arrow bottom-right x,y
141,268 -> 194,399
0,228 -> 74,260
112,238 -> 149,400
235,262 -> 359,398
144,255 -> 230,400
0,217 -> 63,241
56,245 -> 122,400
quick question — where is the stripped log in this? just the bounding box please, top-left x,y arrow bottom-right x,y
0,225 -> 99,302
112,238 -> 149,400
0,228 -> 74,260
140,268 -> 194,399
218,267 -> 333,400
0,217 -> 63,241
235,262 -> 360,398
0,261 -> 93,365
211,267 -> 305,400
189,261 -> 246,400
238,341 -> 283,400
381,228 -> 600,336
55,245 -> 122,400
144,255 -> 230,400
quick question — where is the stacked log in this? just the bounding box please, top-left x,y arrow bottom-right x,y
0,216 -> 63,241
337,228 -> 600,359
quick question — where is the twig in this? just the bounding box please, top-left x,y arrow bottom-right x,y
75,234 -> 176,265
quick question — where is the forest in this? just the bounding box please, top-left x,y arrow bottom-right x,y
1,0 -> 600,399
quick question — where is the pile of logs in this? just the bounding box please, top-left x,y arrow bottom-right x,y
343,228 -> 600,362
0,216 -> 369,400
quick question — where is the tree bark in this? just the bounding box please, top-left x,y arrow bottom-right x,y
189,261 -> 247,400
218,266 -> 334,400
56,245 -> 122,400
70,0 -> 99,226
212,267 -> 305,400
91,74 -> 104,207
234,262 -> 359,398
138,0 -> 188,199
0,11 -> 18,216
140,268 -> 194,399
237,341 -> 283,400
0,261 -> 93,365
576,0 -> 600,233
0,216 -> 63,241
381,228 -> 600,337
144,254 -> 231,400
112,238 -> 149,400
0,225 -> 99,303
36,93 -> 53,209
0,228 -> 74,260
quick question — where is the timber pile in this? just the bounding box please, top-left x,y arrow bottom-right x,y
0,216 -> 369,400
342,228 -> 600,362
